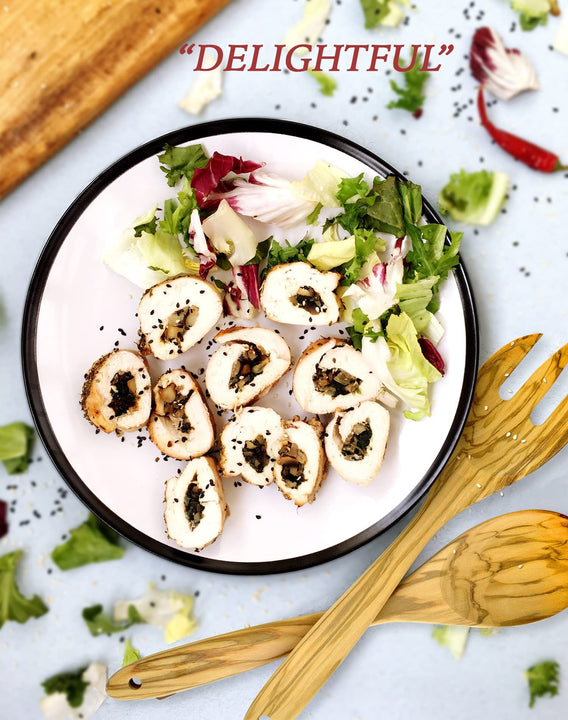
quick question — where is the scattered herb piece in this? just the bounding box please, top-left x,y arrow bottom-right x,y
432,625 -> 470,659
308,69 -> 337,96
387,56 -> 429,117
122,637 -> 141,667
477,88 -> 567,172
51,513 -> 125,570
359,0 -> 407,28
158,144 -> 209,187
525,660 -> 560,707
438,168 -> 509,225
42,667 -> 89,708
0,550 -> 48,629
0,422 -> 34,475
82,603 -> 145,637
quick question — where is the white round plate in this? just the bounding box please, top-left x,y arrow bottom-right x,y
23,120 -> 478,574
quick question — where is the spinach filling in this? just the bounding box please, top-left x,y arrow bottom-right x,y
242,435 -> 270,474
184,482 -> 205,530
341,421 -> 373,461
312,366 -> 361,397
229,344 -> 270,392
277,442 -> 308,488
109,371 -> 137,417
291,285 -> 326,315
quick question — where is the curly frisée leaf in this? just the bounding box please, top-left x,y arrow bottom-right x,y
525,660 -> 560,707
0,550 -> 48,628
51,513 -> 124,570
158,144 -> 209,187
387,56 -> 429,117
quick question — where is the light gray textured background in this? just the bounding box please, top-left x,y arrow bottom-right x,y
2,1 -> 568,718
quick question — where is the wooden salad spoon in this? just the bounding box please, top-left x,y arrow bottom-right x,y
244,334 -> 568,720
107,508 -> 568,701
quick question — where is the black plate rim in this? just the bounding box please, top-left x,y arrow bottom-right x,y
21,118 -> 479,575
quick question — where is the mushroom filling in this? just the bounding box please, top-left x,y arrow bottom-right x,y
341,421 -> 373,461
109,371 -> 138,417
161,305 -> 199,346
291,286 -> 326,315
242,435 -> 270,474
228,344 -> 270,392
184,482 -> 205,530
312,366 -> 362,397
277,442 -> 308,488
155,384 -> 193,434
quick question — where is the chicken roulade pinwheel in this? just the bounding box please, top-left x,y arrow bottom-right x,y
205,326 -> 291,410
219,407 -> 285,487
324,401 -> 390,485
138,275 -> 223,360
81,349 -> 152,433
164,457 -> 229,550
293,338 -> 383,414
274,417 -> 327,506
260,262 -> 341,326
148,370 -> 215,460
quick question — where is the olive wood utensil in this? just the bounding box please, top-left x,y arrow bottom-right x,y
107,508 -> 568,700
245,333 -> 568,720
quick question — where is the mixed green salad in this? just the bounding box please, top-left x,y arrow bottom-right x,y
104,143 -> 462,421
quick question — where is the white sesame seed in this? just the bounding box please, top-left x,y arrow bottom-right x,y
543,377 -> 548,383
484,405 -> 488,411
476,483 -> 481,488
504,372 -> 509,377
518,564 -> 523,569
521,439 -> 526,443
513,434 -> 517,440
506,432 -> 511,437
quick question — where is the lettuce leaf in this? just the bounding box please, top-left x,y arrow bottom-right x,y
432,625 -> 470,659
40,663 -> 107,720
122,638 -> 141,667
0,550 -> 48,628
42,668 -> 89,708
308,70 -> 337,97
366,176 -> 405,237
0,422 -> 34,475
438,169 -> 508,225
359,0 -> 409,28
51,514 -> 125,570
511,0 -> 558,30
525,660 -> 560,707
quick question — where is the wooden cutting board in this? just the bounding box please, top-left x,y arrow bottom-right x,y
0,0 -> 233,200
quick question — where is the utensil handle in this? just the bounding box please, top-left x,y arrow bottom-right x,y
244,450 -> 471,720
106,614 -> 322,700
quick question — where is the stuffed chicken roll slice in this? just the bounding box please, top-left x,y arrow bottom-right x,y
164,457 -> 229,550
205,326 -> 292,410
260,262 -> 341,326
293,338 -> 383,414
274,418 -> 327,506
219,407 -> 285,486
138,275 -> 223,360
81,349 -> 152,433
325,401 -> 390,485
148,369 -> 215,460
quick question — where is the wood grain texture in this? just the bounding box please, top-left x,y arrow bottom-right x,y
106,509 -> 568,700
0,0 -> 232,199
244,334 -> 568,720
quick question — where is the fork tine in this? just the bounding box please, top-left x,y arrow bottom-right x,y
475,334 -> 542,406
518,392 -> 568,475
500,341 -> 568,417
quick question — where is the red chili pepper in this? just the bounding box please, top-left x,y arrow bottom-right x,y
477,87 -> 567,173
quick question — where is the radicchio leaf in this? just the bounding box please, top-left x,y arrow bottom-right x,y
470,27 -> 538,101
235,264 -> 261,309
418,337 -> 445,376
0,499 -> 7,538
191,152 -> 263,207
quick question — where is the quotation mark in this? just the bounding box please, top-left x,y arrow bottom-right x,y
179,43 -> 195,55
438,44 -> 455,56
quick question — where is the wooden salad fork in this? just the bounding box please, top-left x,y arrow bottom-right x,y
244,333 -> 568,720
